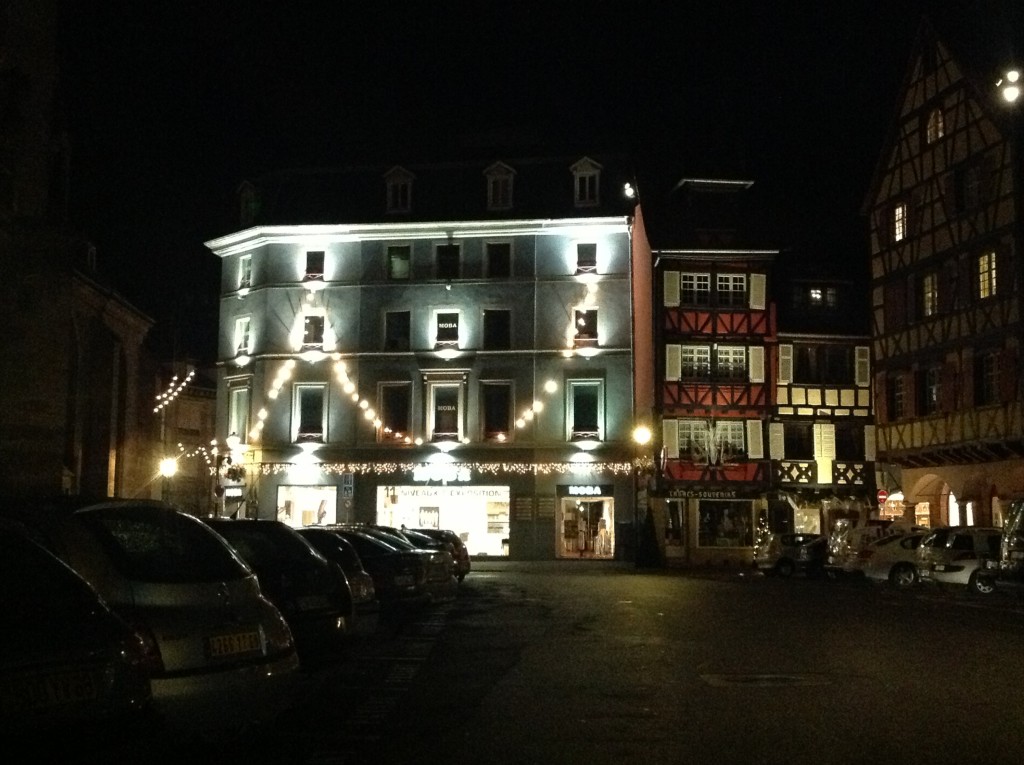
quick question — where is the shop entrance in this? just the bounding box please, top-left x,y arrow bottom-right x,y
557,497 -> 614,559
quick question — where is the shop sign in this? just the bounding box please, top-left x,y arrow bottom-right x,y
568,485 -> 602,496
669,488 -> 740,500
223,485 -> 244,498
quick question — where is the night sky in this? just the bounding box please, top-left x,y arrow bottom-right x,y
55,1 -> 1021,362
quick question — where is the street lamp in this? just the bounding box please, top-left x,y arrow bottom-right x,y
632,425 -> 652,568
158,457 -> 177,502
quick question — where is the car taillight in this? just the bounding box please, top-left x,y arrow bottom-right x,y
128,621 -> 165,676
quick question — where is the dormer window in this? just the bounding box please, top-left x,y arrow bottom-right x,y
571,157 -> 602,207
484,162 -> 515,210
384,166 -> 414,213
304,251 -> 324,281
575,243 -> 597,274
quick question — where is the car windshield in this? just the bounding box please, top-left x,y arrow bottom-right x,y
208,521 -> 320,569
76,506 -> 250,583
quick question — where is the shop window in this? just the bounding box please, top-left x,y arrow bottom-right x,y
575,243 -> 597,274
567,380 -> 602,440
435,311 -> 460,348
698,501 -> 755,548
427,382 -> 463,441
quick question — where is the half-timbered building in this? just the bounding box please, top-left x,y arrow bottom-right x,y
864,17 -> 1023,528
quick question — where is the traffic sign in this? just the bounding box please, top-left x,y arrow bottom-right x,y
877,489 -> 889,505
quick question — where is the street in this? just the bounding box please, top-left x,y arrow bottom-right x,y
84,561 -> 1024,764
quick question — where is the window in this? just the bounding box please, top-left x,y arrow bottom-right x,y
379,384 -> 411,442
294,385 -> 325,442
567,380 -> 602,440
717,274 -> 747,307
975,351 -> 999,406
575,243 -> 597,274
303,315 -> 325,348
228,386 -> 250,444
483,309 -> 511,350
698,501 -> 755,548
305,251 -> 324,281
239,254 -> 252,290
678,419 -> 745,464
919,366 -> 941,415
436,243 -> 460,280
387,245 -> 411,280
435,311 -> 460,347
481,382 -> 512,441
681,273 -> 711,306
783,422 -> 814,460
485,162 -> 514,210
573,309 -> 598,346
427,383 -> 462,441
385,311 -> 411,351
834,423 -> 865,461
385,167 -> 413,213
921,272 -> 938,317
681,345 -> 711,378
926,108 -> 945,144
978,251 -> 997,299
888,376 -> 906,419
485,242 -> 512,278
892,202 -> 907,242
716,346 -> 747,381
807,286 -> 837,309
571,157 -> 601,207
233,316 -> 252,356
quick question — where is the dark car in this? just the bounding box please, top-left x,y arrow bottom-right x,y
753,532 -> 828,578
413,528 -> 471,582
203,519 -> 353,662
296,527 -> 380,636
8,500 -> 301,736
324,526 -> 431,611
368,526 -> 459,604
0,525 -> 156,750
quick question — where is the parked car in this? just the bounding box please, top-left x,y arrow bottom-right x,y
202,519 -> 353,661
0,523 -> 156,749
851,532 -> 927,588
825,518 -> 896,578
324,526 -> 431,610
370,525 -> 459,603
753,532 -> 828,578
10,500 -> 301,736
412,527 -> 471,582
917,526 -> 1003,594
296,526 -> 380,636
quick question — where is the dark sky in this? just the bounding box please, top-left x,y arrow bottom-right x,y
56,1 -> 1021,362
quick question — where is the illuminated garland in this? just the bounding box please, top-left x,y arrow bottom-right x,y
242,461 -> 638,476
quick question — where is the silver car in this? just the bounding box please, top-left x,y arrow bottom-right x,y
852,532 -> 926,588
20,500 -> 302,737
753,532 -> 828,578
917,526 -> 1003,595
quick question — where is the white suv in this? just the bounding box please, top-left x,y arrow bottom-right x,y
916,526 -> 1003,595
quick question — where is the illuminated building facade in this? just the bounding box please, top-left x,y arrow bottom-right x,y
206,154 -> 641,559
864,18 -> 1024,528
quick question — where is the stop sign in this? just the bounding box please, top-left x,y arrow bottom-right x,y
877,489 -> 889,505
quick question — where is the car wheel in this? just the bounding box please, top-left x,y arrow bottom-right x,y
775,559 -> 795,578
889,563 -> 917,589
968,571 -> 996,596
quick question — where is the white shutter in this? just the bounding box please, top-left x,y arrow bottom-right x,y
662,419 -> 679,459
666,344 -> 681,380
778,344 -> 793,384
814,423 -> 836,458
855,346 -> 870,386
745,419 -> 764,459
749,273 -> 766,310
864,425 -> 876,461
768,422 -> 785,459
748,345 -> 764,383
663,270 -> 680,307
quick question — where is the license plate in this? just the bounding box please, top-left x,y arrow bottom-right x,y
394,574 -> 414,587
0,669 -> 100,713
933,564 -> 947,572
207,630 -> 262,658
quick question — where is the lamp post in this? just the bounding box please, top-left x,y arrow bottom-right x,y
632,425 -> 652,568
158,457 -> 177,502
